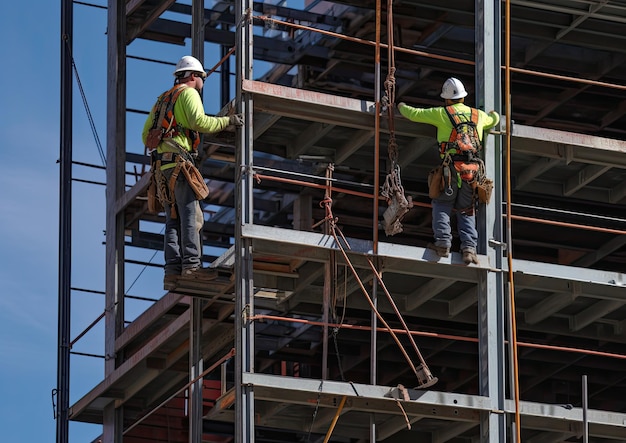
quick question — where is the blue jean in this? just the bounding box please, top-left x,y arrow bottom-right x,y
163,169 -> 204,276
431,171 -> 477,252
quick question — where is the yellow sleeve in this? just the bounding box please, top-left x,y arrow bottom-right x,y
141,106 -> 156,145
174,88 -> 230,134
398,103 -> 453,143
479,110 -> 500,131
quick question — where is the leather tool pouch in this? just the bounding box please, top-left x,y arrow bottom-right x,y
181,160 -> 210,201
145,128 -> 163,150
475,177 -> 493,204
147,171 -> 164,214
427,166 -> 444,199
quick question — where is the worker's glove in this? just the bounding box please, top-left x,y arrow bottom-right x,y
229,113 -> 244,126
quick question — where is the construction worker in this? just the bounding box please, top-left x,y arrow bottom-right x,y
398,77 -> 499,264
142,55 -> 244,289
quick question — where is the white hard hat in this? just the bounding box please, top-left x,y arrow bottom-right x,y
173,55 -> 206,78
440,77 -> 468,99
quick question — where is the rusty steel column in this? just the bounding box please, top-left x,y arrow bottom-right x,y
235,1 -> 255,442
56,0 -> 73,440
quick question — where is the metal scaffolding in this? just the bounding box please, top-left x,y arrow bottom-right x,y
58,1 -> 626,442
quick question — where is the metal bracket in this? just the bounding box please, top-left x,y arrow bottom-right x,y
489,238 -> 507,250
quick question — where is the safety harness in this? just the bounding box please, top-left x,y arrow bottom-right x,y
146,85 -> 209,218
145,84 -> 200,153
435,106 -> 492,206
440,106 -> 481,158
150,143 -> 209,219
440,106 -> 482,187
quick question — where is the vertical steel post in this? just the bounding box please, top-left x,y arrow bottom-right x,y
104,0 -> 126,441
235,1 -> 255,442
370,2 -> 382,440
321,253 -> 331,380
582,375 -> 589,443
189,2 -> 206,442
220,23 -> 231,108
189,301 -> 204,443
476,0 -> 506,442
56,1 -> 73,442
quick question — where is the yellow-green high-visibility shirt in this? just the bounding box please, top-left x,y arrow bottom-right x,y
142,85 -> 231,166
398,102 -> 499,144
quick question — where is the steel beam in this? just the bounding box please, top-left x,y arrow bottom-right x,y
235,1 -> 256,442
104,0 -> 127,442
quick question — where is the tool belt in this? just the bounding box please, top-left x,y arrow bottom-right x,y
471,158 -> 493,205
147,168 -> 164,214
148,143 -> 209,218
427,166 -> 444,199
428,154 -> 493,205
473,175 -> 493,204
428,155 -> 456,199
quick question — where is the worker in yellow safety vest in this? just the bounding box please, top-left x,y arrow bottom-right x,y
142,55 -> 244,290
398,77 -> 499,264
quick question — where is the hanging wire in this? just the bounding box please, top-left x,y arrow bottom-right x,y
331,262 -> 349,382
306,380 -> 325,443
124,226 -> 165,294
63,38 -> 106,166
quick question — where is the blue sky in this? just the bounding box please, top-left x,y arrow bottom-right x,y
1,1 -> 109,441
0,1 -> 305,442
0,1 -> 189,442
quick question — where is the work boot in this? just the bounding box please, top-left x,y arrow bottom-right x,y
181,266 -> 201,276
427,242 -> 450,258
462,249 -> 479,265
181,267 -> 218,281
163,274 -> 178,291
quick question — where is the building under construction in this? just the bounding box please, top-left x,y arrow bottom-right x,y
57,1 -> 626,442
